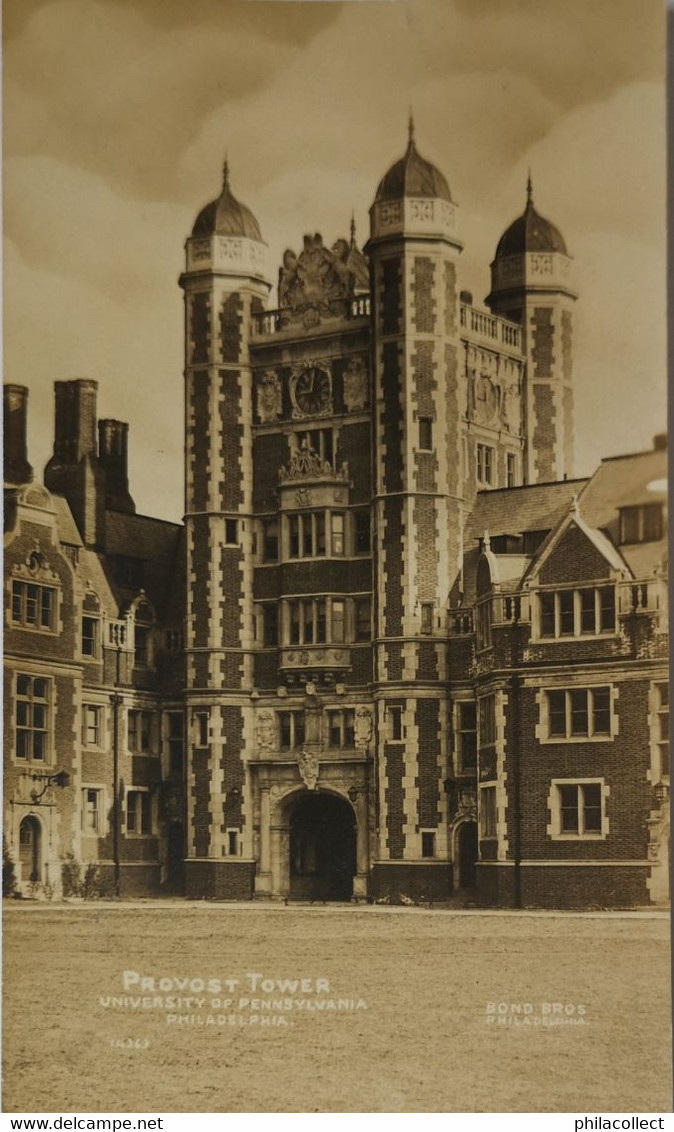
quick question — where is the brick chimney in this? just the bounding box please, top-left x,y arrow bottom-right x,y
4,384 -> 33,485
44,380 -> 106,548
98,419 -> 136,514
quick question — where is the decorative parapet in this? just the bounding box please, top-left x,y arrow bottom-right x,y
459,302 -> 522,355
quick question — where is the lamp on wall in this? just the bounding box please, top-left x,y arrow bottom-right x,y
30,769 -> 70,803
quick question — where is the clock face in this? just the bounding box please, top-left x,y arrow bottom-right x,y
293,366 -> 331,416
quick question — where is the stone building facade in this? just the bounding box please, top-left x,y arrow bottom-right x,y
3,125 -> 669,907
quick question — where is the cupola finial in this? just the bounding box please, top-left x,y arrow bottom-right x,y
350,210 -> 356,247
526,169 -> 533,206
408,109 -> 415,147
222,154 -> 230,192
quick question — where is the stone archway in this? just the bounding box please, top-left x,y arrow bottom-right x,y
19,815 -> 42,883
286,791 -> 357,902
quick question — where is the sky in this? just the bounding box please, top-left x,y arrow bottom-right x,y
4,0 -> 666,522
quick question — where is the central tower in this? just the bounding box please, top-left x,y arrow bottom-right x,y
179,161 -> 271,897
366,121 -> 464,900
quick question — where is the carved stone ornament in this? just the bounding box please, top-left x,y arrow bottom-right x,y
256,370 -> 282,424
499,382 -> 519,433
343,356 -> 368,412
277,233 -> 359,328
12,542 -> 59,586
256,709 -> 275,751
354,706 -> 373,749
474,374 -> 500,426
298,748 -> 319,791
279,439 -> 348,485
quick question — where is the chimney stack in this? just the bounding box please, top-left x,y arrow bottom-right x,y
44,379 -> 106,548
4,384 -> 33,485
98,419 -> 136,514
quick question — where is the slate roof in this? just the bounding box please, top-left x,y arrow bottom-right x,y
465,479 -> 588,545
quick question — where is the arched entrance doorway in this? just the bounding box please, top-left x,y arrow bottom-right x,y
289,792 -> 356,901
457,821 -> 478,888
19,816 -> 42,883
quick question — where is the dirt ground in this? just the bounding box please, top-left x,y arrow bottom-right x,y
2,903 -> 671,1113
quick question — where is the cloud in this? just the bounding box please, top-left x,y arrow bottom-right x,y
3,0 -> 666,520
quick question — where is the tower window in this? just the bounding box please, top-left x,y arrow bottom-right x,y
263,604 -> 278,646
421,603 -> 433,634
354,510 -> 371,554
279,710 -> 305,750
477,444 -> 494,486
419,418 -> 433,451
506,453 -> 517,488
355,597 -> 372,642
388,705 -> 403,741
225,519 -> 238,545
421,831 -> 436,858
262,519 -> 278,562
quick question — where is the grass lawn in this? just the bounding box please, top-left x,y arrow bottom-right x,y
2,904 -> 671,1113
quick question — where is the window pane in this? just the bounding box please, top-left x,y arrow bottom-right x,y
16,701 -> 29,727
11,583 -> 22,622
570,689 -> 589,736
461,732 -> 477,770
33,679 -> 47,700
328,714 -> 341,747
303,602 -> 314,644
16,730 -> 29,758
620,507 -> 640,543
459,702 -> 477,730
344,711 -> 355,747
548,691 -> 566,737
356,599 -> 371,641
592,688 -> 611,735
40,589 -> 53,628
316,600 -> 327,643
315,513 -> 326,556
26,586 -> 38,625
33,705 -> 46,730
295,714 -> 305,747
579,589 -> 595,634
559,591 -> 574,636
303,516 -> 313,556
599,587 -> 615,632
331,600 -> 344,643
332,514 -> 344,555
289,516 -> 300,558
355,511 -> 371,554
559,785 -> 579,832
280,714 -> 291,749
658,683 -> 669,708
540,592 -> 555,637
32,732 -> 45,760
290,603 -> 300,644
17,674 -> 30,697
642,504 -> 663,541
582,784 -> 602,832
263,520 -> 278,562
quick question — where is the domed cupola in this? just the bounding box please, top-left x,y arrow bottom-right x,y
494,176 -> 567,259
375,118 -> 453,205
368,117 -> 461,251
192,158 -> 262,242
184,158 -> 267,285
486,176 -> 575,313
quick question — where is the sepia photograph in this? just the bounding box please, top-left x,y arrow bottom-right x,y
2,0 -> 671,1116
